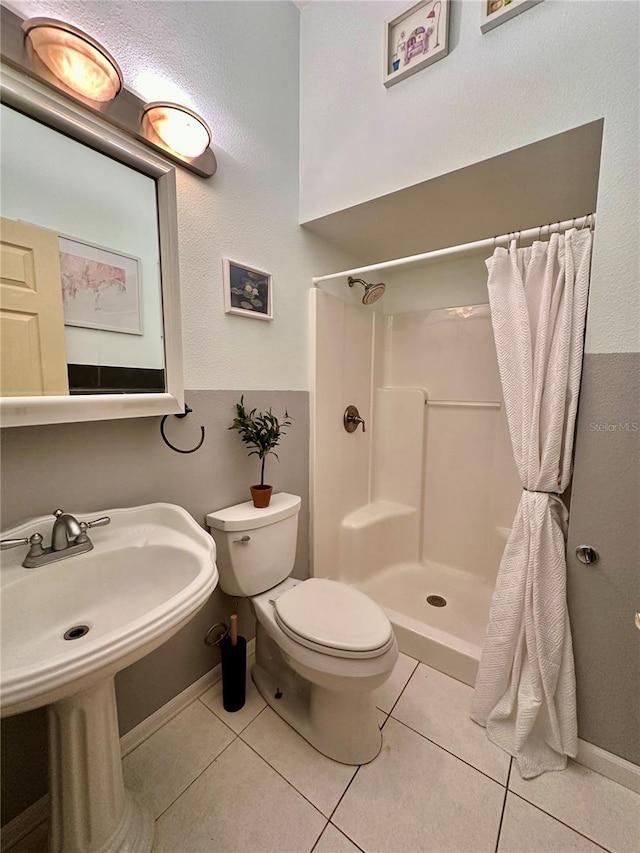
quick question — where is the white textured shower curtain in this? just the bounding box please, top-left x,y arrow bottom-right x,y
471,228 -> 593,778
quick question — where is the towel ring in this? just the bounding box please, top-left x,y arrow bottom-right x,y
160,404 -> 205,454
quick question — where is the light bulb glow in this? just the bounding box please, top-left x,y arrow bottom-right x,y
143,103 -> 211,159
23,19 -> 122,103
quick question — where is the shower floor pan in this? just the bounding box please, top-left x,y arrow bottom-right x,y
356,560 -> 495,687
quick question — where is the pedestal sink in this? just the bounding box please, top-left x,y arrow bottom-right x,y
1,503 -> 218,853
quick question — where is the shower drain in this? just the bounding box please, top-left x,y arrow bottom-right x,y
426,595 -> 447,608
63,625 -> 90,640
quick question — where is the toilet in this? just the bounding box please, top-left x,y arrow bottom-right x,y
206,493 -> 398,764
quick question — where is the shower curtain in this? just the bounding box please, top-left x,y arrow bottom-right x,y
471,227 -> 593,779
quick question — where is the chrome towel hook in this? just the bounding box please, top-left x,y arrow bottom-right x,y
160,404 -> 205,454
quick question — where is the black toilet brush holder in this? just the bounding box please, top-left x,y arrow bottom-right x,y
220,615 -> 246,712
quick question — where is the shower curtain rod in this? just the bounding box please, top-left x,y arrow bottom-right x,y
311,213 -> 595,284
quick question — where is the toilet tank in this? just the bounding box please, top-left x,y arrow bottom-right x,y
206,493 -> 301,597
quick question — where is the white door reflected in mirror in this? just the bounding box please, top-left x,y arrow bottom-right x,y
0,217 -> 69,396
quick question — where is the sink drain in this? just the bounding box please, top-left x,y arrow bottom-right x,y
426,595 -> 447,607
63,625 -> 90,640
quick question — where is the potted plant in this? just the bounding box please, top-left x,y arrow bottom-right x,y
229,396 -> 292,508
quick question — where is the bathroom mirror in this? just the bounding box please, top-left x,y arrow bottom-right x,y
0,64 -> 184,427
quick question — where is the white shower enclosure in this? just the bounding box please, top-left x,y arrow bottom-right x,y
311,282 -> 521,685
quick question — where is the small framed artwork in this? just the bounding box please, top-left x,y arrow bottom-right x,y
384,0 -> 450,89
481,0 -> 543,33
223,258 -> 273,321
58,237 -> 142,335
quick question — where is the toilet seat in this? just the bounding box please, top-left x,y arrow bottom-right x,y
273,578 -> 393,660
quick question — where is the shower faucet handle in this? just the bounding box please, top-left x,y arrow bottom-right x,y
344,405 -> 366,433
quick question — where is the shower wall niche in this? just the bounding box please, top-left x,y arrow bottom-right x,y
311,259 -> 521,685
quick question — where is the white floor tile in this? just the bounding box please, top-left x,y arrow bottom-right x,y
498,793 -> 607,852
332,717 -> 505,853
373,652 -> 418,713
313,822 -> 362,853
392,663 -> 511,783
200,658 -> 266,734
509,759 -> 640,853
377,707 -> 388,729
154,737 -> 326,853
242,707 -> 357,817
122,700 -> 234,818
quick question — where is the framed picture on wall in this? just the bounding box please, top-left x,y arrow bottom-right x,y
58,236 -> 143,335
223,258 -> 273,321
383,0 -> 450,89
481,0 -> 544,34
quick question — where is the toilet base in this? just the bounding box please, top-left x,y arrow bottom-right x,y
252,633 -> 383,765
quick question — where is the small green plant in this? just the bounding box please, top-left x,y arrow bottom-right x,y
229,396 -> 293,487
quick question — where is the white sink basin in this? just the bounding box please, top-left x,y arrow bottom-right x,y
0,502 -> 218,853
1,502 -> 218,716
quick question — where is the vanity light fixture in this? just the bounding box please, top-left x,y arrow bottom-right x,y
22,18 -> 123,103
142,102 -> 212,159
2,6 -> 216,176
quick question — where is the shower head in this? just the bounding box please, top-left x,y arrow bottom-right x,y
347,276 -> 386,305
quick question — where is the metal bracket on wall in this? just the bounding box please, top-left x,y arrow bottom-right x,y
160,404 -> 205,454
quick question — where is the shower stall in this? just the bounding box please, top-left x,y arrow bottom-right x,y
311,255 -> 522,686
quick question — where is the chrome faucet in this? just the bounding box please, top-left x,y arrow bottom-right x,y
0,509 -> 110,568
51,509 -> 82,551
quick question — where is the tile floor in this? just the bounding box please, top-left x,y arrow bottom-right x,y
11,653 -> 640,853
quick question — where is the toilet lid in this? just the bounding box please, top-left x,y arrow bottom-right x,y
274,578 -> 392,655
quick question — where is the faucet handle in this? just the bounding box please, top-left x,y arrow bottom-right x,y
1,537 -> 29,550
75,516 -> 111,543
75,517 -> 110,545
81,516 -> 111,529
1,533 -> 44,558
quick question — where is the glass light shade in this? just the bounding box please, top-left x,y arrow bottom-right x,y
23,18 -> 123,103
142,103 -> 211,159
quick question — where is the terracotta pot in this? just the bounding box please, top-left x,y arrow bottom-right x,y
250,485 -> 273,508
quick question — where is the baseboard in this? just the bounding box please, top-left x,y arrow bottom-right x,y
120,636 -> 254,755
576,738 -> 640,794
1,643 -> 255,853
0,795 -> 49,853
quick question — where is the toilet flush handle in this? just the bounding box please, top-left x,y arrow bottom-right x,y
233,535 -> 251,544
